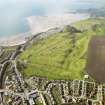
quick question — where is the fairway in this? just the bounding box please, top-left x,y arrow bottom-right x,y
19,18 -> 105,80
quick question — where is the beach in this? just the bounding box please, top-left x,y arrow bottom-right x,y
0,32 -> 31,46
0,13 -> 89,46
27,13 -> 89,35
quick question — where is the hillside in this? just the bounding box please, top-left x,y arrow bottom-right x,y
19,18 -> 105,80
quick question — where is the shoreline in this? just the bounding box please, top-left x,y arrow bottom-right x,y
27,13 -> 89,35
0,32 -> 32,47
0,13 -> 89,47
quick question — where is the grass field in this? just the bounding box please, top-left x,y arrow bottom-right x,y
19,18 -> 105,80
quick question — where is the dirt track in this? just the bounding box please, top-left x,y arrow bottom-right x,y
86,36 -> 105,83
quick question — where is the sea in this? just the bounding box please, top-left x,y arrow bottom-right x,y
0,0 -> 104,38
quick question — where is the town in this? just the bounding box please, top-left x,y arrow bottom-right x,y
0,43 -> 104,105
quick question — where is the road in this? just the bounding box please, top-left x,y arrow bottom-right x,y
0,45 -> 28,104
0,40 -> 45,105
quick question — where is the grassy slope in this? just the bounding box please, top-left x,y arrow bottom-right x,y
19,18 -> 105,80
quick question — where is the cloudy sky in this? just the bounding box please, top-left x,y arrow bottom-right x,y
0,0 -> 103,14
0,0 -> 102,6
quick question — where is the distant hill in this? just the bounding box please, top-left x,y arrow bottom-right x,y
77,7 -> 105,17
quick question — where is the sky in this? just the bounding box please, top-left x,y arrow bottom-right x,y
0,0 -> 104,9
0,0 -> 104,11
0,0 -> 102,6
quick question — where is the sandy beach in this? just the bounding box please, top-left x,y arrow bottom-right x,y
0,13 -> 89,46
27,13 -> 89,35
0,32 -> 31,46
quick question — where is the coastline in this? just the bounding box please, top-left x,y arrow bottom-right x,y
0,13 -> 89,47
0,32 -> 32,47
27,13 -> 89,35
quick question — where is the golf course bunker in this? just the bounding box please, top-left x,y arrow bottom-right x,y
86,36 -> 105,83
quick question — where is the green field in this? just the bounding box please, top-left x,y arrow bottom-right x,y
19,18 -> 105,80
